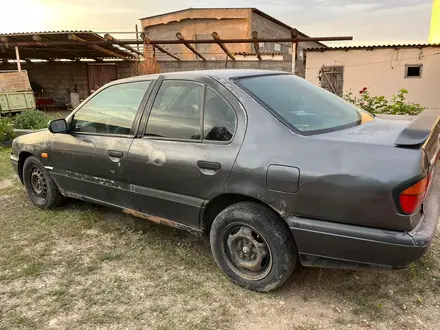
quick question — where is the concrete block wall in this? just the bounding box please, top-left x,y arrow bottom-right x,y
251,12 -> 291,53
143,19 -> 251,60
141,8 -> 253,59
1,60 -> 292,107
116,60 -> 292,78
0,62 -> 89,105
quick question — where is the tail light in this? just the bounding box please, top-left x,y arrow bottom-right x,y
397,177 -> 428,214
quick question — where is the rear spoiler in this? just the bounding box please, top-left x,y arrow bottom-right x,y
394,109 -> 440,147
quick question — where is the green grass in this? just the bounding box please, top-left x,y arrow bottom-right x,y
0,147 -> 12,178
1,147 -> 439,330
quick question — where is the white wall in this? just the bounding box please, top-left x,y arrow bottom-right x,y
305,47 -> 440,109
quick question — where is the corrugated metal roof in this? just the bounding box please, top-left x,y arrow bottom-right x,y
0,31 -> 137,60
0,30 -> 95,36
234,51 -> 285,56
305,43 -> 440,52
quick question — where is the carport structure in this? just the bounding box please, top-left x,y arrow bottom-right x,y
0,30 -> 140,63
0,30 -> 353,63
0,31 -> 143,108
0,30 -> 352,109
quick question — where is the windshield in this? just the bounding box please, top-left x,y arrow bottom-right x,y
236,74 -> 373,135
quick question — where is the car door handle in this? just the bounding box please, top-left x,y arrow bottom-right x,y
108,150 -> 123,158
197,161 -> 221,171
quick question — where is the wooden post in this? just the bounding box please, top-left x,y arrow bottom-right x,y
104,33 -> 143,57
212,32 -> 235,61
176,32 -> 207,61
135,24 -> 140,54
68,33 -> 129,60
141,34 -> 181,61
291,29 -> 298,74
251,31 -> 262,61
15,46 -> 21,71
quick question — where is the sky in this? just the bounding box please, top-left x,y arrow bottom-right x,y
0,0 -> 434,46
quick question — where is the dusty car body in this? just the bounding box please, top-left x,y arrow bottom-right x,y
10,70 -> 440,292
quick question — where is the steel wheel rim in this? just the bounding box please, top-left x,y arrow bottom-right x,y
29,166 -> 47,201
222,223 -> 273,280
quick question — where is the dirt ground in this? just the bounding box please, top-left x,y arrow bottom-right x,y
1,147 -> 439,330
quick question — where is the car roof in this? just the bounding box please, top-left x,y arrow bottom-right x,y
112,69 -> 288,85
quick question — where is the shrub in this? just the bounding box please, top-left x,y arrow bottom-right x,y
344,88 -> 424,115
14,110 -> 51,130
0,117 -> 14,142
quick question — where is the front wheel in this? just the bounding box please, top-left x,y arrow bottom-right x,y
210,201 -> 297,292
23,156 -> 65,209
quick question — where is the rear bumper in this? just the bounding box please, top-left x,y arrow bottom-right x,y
286,176 -> 440,269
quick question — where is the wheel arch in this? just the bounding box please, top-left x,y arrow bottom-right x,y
18,151 -> 34,183
200,193 -> 289,239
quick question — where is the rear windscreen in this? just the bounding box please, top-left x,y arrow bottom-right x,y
236,74 -> 373,135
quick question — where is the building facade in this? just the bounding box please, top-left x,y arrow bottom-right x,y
305,45 -> 440,109
140,8 -> 325,76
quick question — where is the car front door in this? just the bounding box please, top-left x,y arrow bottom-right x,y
49,80 -> 154,207
124,76 -> 246,229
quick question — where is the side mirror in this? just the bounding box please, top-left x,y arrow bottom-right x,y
48,119 -> 68,134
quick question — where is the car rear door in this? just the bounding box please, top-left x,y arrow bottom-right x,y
124,75 -> 246,228
49,79 -> 155,208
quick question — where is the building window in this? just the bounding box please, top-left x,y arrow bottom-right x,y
405,65 -> 422,78
274,43 -> 281,51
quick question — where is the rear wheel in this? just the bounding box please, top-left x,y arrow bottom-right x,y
210,201 -> 297,292
23,156 -> 65,209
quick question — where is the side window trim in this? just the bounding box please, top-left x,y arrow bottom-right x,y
137,76 -> 164,137
142,79 -> 205,142
200,84 -> 207,143
70,80 -> 153,137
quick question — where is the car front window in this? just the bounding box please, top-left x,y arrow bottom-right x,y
72,81 -> 151,135
236,74 -> 373,135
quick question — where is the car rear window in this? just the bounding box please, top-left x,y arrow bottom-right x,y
236,74 -> 373,135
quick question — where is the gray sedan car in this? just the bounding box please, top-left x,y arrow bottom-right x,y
10,70 -> 440,292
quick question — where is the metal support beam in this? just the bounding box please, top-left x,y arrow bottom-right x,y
1,36 -> 353,48
176,32 -> 207,61
104,33 -> 143,57
68,33 -> 129,60
251,31 -> 262,60
141,34 -> 181,61
211,32 -> 235,61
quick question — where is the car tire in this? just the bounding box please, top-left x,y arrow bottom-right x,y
23,156 -> 65,209
210,201 -> 297,292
